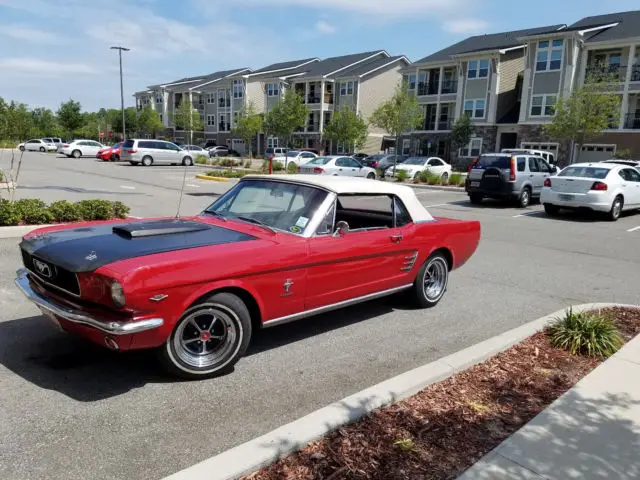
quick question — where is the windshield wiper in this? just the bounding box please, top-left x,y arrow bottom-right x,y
202,210 -> 227,221
236,216 -> 277,234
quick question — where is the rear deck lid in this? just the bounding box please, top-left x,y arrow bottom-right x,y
551,166 -> 612,193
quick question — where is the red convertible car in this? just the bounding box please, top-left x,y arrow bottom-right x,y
15,175 -> 480,379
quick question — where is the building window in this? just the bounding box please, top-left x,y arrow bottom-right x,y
536,39 -> 563,72
336,141 -> 345,154
218,90 -> 227,107
199,113 -> 204,122
530,95 -> 556,116
402,138 -> 411,155
267,136 -> 278,148
464,99 -> 485,118
219,114 -> 227,131
207,114 -> 215,126
159,114 -> 163,122
403,74 -> 417,90
267,83 -> 280,97
155,94 -> 162,103
460,138 -> 483,157
207,93 -> 215,104
233,79 -> 244,99
468,59 -> 489,79
340,81 -> 354,96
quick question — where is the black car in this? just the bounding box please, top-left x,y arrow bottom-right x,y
209,146 -> 240,157
375,154 -> 409,174
351,153 -> 369,161
200,140 -> 218,149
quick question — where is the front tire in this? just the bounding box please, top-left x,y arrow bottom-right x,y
142,156 -> 153,167
412,252 -> 449,308
39,147 -> 45,152
19,146 -> 25,152
159,292 -> 252,379
441,172 -> 449,184
182,156 -> 193,167
607,195 -> 623,221
72,149 -> 81,159
366,172 -> 376,180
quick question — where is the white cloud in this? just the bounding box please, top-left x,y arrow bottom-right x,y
239,0 -> 461,16
1,25 -> 62,43
315,20 -> 336,35
0,58 -> 96,76
442,18 -> 489,34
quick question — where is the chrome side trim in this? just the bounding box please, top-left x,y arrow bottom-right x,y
401,251 -> 418,272
15,269 -> 164,335
262,283 -> 414,328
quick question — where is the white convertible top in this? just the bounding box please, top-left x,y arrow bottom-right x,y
244,174 -> 434,223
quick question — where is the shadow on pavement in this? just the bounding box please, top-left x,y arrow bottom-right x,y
0,295 -> 409,401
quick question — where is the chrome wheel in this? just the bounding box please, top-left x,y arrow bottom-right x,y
172,304 -> 241,370
422,256 -> 448,302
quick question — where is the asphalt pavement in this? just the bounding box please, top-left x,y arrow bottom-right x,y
1,151 -> 639,480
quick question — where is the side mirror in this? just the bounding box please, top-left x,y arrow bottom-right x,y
332,221 -> 349,238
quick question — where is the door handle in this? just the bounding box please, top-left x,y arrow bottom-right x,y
530,174 -> 534,177
390,234 -> 403,243
339,168 -> 343,171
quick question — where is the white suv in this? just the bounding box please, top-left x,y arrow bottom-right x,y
120,139 -> 193,166
501,148 -> 559,173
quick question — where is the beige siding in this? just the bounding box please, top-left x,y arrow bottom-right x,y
358,63 -> 404,135
496,49 -> 525,123
245,80 -> 265,114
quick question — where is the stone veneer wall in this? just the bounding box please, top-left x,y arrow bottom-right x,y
516,125 -> 571,166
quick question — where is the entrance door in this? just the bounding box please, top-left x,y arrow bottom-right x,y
499,132 -> 518,150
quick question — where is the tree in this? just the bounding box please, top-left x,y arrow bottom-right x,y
173,100 -> 202,144
31,107 -> 59,138
110,108 -> 138,141
137,105 -> 165,138
369,82 -> 423,169
323,106 -> 369,153
450,114 -> 473,156
7,102 -> 33,141
56,99 -> 83,137
544,73 -> 621,164
264,91 -> 308,168
232,102 -> 263,158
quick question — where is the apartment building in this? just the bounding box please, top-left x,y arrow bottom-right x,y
516,10 -> 640,163
399,24 -> 565,160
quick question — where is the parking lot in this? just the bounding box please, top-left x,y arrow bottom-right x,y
1,151 -> 639,480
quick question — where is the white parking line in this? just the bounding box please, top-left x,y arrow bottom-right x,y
186,184 -> 200,188
120,185 -> 135,190
512,211 -> 539,217
424,203 -> 450,208
628,226 -> 640,232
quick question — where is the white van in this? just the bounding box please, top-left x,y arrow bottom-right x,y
501,148 -> 558,172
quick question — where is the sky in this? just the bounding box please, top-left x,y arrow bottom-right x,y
0,0 -> 638,112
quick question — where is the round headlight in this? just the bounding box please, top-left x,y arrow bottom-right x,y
111,281 -> 126,308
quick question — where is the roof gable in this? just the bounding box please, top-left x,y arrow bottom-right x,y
334,55 -> 408,79
571,10 -> 640,43
294,50 -> 388,79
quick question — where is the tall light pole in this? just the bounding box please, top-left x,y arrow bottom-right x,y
110,46 -> 130,141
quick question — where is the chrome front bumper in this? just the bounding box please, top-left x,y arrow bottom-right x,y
15,268 -> 164,335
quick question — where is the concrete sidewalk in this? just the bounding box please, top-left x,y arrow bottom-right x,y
458,335 -> 640,479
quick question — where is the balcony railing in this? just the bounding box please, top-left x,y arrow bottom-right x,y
307,95 -> 321,104
438,118 -> 453,130
324,93 -> 334,104
421,120 -> 436,131
417,82 -> 439,96
307,122 -> 320,132
218,99 -> 231,108
624,113 -> 640,130
441,79 -> 458,94
585,64 -> 627,82
631,65 -> 640,82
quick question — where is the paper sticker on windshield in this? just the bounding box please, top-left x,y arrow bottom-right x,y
295,217 -> 309,228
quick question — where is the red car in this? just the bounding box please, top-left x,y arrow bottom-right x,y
15,175 -> 480,379
96,142 -> 123,161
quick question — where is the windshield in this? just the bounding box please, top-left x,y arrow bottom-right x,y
204,180 -> 328,235
558,166 -> 611,179
403,157 -> 427,165
305,157 -> 332,165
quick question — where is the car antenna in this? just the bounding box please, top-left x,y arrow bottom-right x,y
175,156 -> 189,219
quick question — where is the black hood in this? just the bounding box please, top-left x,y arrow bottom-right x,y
20,219 -> 256,273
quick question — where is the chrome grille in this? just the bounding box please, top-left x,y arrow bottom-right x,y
21,249 -> 81,296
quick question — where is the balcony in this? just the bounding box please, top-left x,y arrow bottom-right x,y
632,65 -> 640,82
324,93 -> 334,104
441,79 -> 458,94
421,120 -> 436,131
438,118 -> 453,130
218,99 -> 231,108
585,64 -> 627,82
417,82 -> 438,96
218,123 -> 230,132
307,95 -> 321,104
624,113 -> 640,129
306,122 -> 320,132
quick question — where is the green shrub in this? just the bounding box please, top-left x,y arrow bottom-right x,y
112,201 -> 130,219
395,170 -> 408,182
287,162 -> 298,174
13,198 -> 53,224
449,173 -> 463,186
427,173 -> 441,185
418,170 -> 430,183
206,170 -> 261,178
273,161 -> 285,171
0,199 -> 21,226
195,154 -> 209,165
0,170 -> 3,182
210,158 -> 220,166
76,199 -> 115,221
547,308 -> 623,358
218,158 -> 241,167
48,200 -> 81,222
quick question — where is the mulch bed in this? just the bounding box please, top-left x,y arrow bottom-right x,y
243,307 -> 640,480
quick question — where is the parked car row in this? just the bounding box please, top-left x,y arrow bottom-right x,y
465,152 -> 640,221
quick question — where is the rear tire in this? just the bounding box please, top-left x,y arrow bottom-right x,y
182,156 -> 193,167
72,149 -> 81,159
441,172 -> 449,184
159,292 -> 252,379
19,146 -> 25,152
607,195 -> 623,221
412,252 -> 449,308
142,156 -> 153,167
544,204 -> 559,216
39,147 -> 45,152
469,193 -> 483,205
517,187 -> 531,208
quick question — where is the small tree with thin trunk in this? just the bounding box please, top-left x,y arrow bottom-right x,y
323,107 -> 369,154
137,105 -> 165,138
369,82 -> 423,171
450,113 -> 473,160
544,72 -> 621,164
263,91 -> 308,168
232,102 -> 263,159
173,100 -> 203,144
56,99 -> 83,139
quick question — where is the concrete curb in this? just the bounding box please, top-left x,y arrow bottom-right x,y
195,173 -> 230,182
0,225 -> 49,239
409,183 -> 466,192
163,303 -> 636,480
